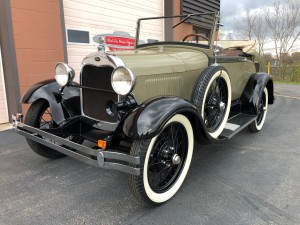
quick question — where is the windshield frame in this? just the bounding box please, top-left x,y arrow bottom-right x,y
135,12 -> 219,49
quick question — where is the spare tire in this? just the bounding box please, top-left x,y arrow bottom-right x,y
191,66 -> 232,139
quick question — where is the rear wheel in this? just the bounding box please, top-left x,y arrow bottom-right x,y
248,87 -> 268,132
25,99 -> 83,159
130,114 -> 194,205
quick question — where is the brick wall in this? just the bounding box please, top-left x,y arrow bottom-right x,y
173,0 -> 193,41
10,0 -> 64,114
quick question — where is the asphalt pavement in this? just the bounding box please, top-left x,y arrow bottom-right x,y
0,84 -> 299,225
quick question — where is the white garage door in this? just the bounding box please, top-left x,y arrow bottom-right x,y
63,0 -> 164,81
0,45 -> 9,124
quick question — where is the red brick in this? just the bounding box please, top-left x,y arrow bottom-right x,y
11,0 -> 64,98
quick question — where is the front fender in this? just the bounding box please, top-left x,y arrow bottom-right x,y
21,80 -> 80,124
21,79 -> 55,103
122,96 -> 211,141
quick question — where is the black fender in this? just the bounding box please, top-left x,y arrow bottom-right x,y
21,80 -> 80,124
122,96 -> 214,142
252,73 -> 274,112
241,73 -> 274,114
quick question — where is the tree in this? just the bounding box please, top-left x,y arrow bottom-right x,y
234,0 -> 300,80
265,0 -> 300,61
281,53 -> 293,64
234,11 -> 269,56
226,32 -> 233,40
234,0 -> 300,59
234,12 -> 255,40
291,52 -> 300,64
263,53 -> 274,63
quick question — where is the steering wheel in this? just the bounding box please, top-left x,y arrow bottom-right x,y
182,34 -> 209,43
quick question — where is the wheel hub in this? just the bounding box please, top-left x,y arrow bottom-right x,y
172,154 -> 181,165
219,101 -> 225,111
210,94 -> 219,105
159,143 -> 171,158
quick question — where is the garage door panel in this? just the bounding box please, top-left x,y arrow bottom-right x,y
67,46 -> 96,54
0,45 -> 8,124
64,0 -> 163,17
64,0 -> 163,35
63,0 -> 163,80
64,16 -> 164,31
64,15 -> 137,33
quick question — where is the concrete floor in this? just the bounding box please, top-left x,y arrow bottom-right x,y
0,84 -> 299,225
0,123 -> 12,131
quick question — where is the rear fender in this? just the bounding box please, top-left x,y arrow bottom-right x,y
122,96 -> 213,142
21,80 -> 80,124
252,73 -> 274,111
241,73 -> 274,114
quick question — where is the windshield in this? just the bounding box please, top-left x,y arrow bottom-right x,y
136,12 -> 219,48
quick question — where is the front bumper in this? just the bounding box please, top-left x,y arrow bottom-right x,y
12,115 -> 140,176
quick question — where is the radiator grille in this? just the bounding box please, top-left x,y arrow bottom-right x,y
81,65 -> 118,123
145,76 -> 183,97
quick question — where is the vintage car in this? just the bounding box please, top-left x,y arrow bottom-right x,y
12,12 -> 274,205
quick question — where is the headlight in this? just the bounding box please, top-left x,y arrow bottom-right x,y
54,63 -> 75,86
111,66 -> 136,95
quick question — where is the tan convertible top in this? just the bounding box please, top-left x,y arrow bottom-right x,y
197,40 -> 256,55
215,40 -> 256,55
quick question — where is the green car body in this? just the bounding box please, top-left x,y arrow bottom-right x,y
83,44 -> 256,103
14,12 -> 274,205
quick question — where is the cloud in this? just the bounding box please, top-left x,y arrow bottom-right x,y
220,0 -> 285,30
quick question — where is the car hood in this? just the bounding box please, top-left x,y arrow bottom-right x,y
82,46 -> 209,76
112,46 -> 209,76
82,45 -> 210,103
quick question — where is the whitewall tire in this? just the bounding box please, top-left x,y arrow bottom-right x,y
248,87 -> 268,132
191,66 -> 232,139
130,114 -> 194,205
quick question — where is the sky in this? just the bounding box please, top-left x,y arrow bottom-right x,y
220,0 -> 283,34
219,0 -> 300,53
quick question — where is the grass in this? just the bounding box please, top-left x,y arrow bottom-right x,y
273,81 -> 300,85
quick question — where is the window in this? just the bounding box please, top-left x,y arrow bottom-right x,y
193,27 -> 210,38
147,39 -> 159,43
67,29 -> 90,44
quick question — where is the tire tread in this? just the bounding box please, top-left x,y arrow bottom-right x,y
129,140 -> 158,206
25,100 -> 65,159
191,66 -> 230,138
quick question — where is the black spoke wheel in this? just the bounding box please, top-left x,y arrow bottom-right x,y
130,114 -> 194,205
203,77 -> 228,133
147,122 -> 188,193
248,87 -> 268,132
191,66 -> 232,139
25,99 -> 84,159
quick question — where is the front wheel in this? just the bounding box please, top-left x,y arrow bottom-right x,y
129,114 -> 194,205
25,99 -> 84,159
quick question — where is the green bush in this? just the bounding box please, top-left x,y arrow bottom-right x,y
270,64 -> 300,83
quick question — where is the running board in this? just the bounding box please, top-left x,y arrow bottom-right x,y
218,114 -> 257,140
